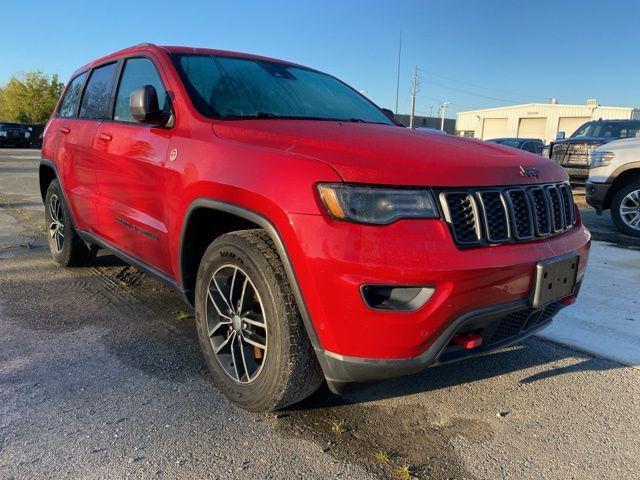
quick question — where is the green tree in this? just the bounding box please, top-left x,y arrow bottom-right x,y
0,70 -> 64,123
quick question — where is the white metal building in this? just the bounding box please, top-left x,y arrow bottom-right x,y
456,100 -> 640,143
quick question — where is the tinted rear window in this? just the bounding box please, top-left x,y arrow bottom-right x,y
58,72 -> 87,118
79,63 -> 117,120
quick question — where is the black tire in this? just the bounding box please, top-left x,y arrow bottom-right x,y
195,229 -> 323,411
44,179 -> 95,266
611,181 -> 640,238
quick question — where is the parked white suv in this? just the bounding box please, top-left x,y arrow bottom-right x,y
586,138 -> 640,237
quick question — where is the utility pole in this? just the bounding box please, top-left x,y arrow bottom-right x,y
439,101 -> 451,131
394,29 -> 402,115
409,66 -> 418,129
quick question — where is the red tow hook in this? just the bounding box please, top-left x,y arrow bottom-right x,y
453,332 -> 483,349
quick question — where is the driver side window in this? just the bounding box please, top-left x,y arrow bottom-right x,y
113,58 -> 168,123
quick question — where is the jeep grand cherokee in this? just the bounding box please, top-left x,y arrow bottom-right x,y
40,44 -> 591,411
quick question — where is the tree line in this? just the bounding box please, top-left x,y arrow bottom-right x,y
0,71 -> 64,124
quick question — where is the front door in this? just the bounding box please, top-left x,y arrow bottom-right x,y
92,57 -> 173,275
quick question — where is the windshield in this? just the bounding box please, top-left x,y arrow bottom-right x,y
171,54 -> 395,125
571,121 -> 640,140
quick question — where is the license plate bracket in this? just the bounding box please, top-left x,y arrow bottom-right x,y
531,253 -> 578,309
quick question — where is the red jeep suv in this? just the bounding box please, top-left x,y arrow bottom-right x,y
40,44 -> 591,411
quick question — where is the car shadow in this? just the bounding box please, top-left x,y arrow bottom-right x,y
292,338 -> 625,410
6,247 -> 625,411
61,253 -> 629,408
91,251 -> 129,268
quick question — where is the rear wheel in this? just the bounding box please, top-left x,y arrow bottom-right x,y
195,230 -> 323,411
611,182 -> 640,238
44,179 -> 95,266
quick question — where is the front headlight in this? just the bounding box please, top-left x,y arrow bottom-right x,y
588,150 -> 615,168
317,183 -> 439,225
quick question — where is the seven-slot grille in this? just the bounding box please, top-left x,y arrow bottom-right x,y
440,183 -> 575,247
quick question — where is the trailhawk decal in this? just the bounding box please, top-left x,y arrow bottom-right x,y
115,216 -> 158,240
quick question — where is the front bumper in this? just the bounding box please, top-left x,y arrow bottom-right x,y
317,295 -> 576,390
585,180 -> 611,214
286,211 -> 591,382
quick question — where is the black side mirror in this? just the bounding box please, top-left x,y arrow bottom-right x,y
130,85 -> 168,126
381,108 -> 395,120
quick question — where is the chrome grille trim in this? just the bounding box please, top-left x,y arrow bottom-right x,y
439,191 -> 482,245
545,185 -> 565,232
558,183 -> 575,226
504,188 -> 535,241
439,182 -> 576,248
476,191 -> 510,243
527,186 -> 552,237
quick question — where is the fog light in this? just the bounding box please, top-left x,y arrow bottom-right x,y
361,285 -> 435,311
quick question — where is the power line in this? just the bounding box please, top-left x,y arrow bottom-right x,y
423,79 -> 529,104
418,68 -> 533,100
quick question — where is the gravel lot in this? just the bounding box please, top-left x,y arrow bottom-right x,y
1,149 -> 639,480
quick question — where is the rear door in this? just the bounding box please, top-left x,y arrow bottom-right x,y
49,66 -> 119,232
92,56 -> 173,275
64,62 -> 119,231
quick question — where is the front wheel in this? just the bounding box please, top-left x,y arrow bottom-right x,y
194,230 -> 323,411
611,182 -> 640,238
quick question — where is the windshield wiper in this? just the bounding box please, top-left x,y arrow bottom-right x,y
220,113 -> 391,125
223,113 -> 337,121
252,112 -> 280,119
219,112 -> 283,120
346,118 -> 391,125
238,112 -> 281,119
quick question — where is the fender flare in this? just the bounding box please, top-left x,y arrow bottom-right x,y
39,158 -> 78,229
39,158 -> 59,199
178,198 -> 322,351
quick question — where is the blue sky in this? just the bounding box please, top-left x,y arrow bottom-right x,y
1,0 -> 638,116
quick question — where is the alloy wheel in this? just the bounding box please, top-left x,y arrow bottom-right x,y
619,189 -> 640,231
49,194 -> 64,253
206,265 -> 268,383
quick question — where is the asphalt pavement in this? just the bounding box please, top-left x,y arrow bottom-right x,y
1,149 -> 639,480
